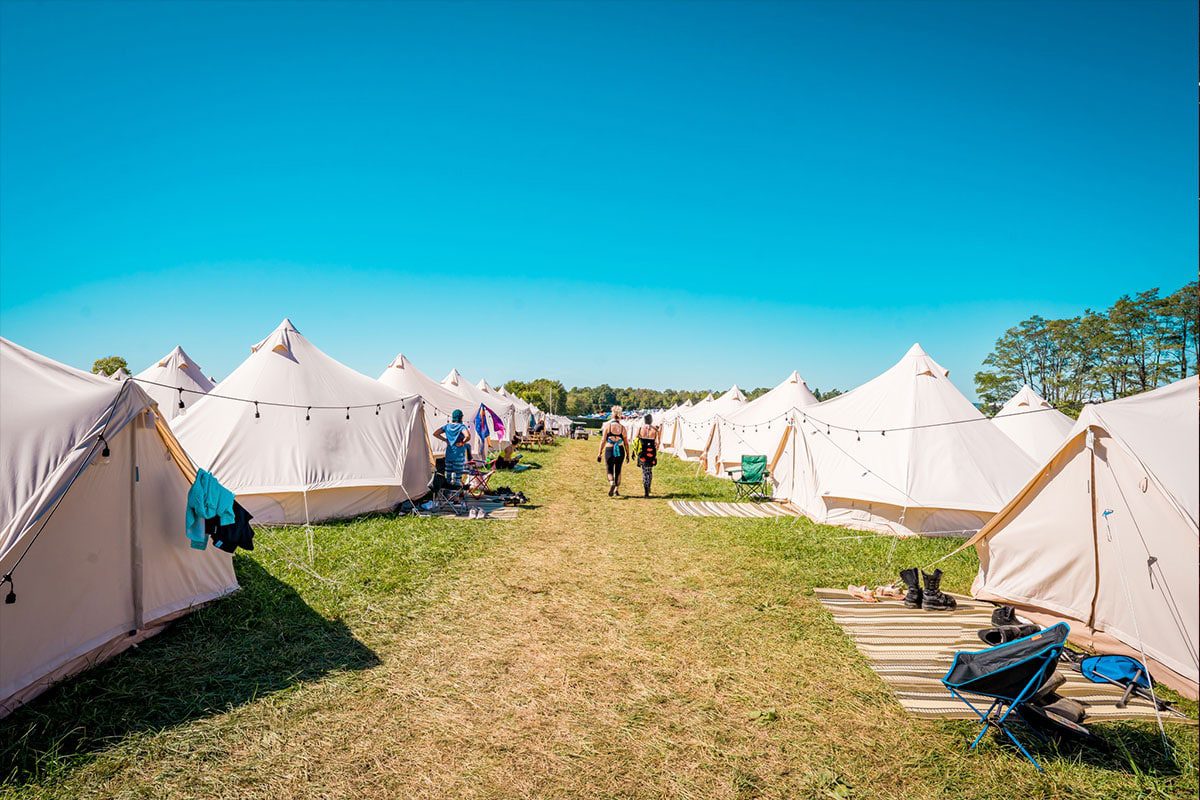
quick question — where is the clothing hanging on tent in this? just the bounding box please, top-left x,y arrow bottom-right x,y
206,502 -> 255,553
186,469 -> 235,550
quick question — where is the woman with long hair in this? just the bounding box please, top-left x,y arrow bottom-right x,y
634,413 -> 660,497
596,405 -> 630,496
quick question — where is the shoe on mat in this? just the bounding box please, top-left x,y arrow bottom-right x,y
899,567 -> 922,609
921,568 -> 957,611
847,585 -> 878,603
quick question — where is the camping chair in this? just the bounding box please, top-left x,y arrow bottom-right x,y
726,455 -> 771,501
427,458 -> 469,516
941,622 -> 1070,771
463,460 -> 495,499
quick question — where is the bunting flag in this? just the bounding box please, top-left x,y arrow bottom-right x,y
474,403 -> 506,444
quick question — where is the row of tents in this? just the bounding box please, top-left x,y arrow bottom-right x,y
0,319 -> 568,714
649,344 -> 1197,698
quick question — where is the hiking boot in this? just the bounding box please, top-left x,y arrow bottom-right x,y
977,624 -> 1039,646
900,568 -> 922,609
921,569 -> 957,611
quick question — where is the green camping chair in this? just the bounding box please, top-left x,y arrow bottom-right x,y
727,455 -> 771,501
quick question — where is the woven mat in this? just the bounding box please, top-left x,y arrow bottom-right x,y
815,588 -> 1189,722
417,499 -> 519,520
668,500 -> 801,519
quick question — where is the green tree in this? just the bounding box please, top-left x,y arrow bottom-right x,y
92,355 -> 128,377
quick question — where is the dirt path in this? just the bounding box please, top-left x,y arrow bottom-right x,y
198,439 -> 839,799
35,439 -> 1197,800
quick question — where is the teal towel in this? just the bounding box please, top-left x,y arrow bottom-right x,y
185,468 -> 236,550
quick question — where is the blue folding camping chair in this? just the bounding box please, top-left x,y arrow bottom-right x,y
941,622 -> 1070,771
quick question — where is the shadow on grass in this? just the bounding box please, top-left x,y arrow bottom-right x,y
952,717 -> 1186,777
0,557 -> 378,787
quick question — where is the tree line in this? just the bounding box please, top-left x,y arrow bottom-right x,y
504,380 -> 842,418
974,281 -> 1198,416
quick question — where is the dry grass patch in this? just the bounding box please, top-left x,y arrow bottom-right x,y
1,440 -> 1195,799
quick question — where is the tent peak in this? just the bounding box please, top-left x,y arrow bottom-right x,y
251,319 -> 301,356
901,343 -> 949,377
387,353 -> 411,370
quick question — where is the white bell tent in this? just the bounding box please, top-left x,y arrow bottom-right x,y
969,376 -> 1198,698
1,339 -> 237,716
135,345 -> 216,422
673,386 -> 747,461
378,354 -> 476,455
478,379 -> 529,434
440,369 -> 517,448
771,344 -> 1036,537
173,319 -> 432,525
703,371 -> 818,476
991,384 -> 1073,462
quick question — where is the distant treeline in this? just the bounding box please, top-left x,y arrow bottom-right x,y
975,281 -> 1198,416
504,380 -> 842,418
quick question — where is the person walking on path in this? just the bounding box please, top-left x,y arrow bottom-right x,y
596,406 -> 629,496
434,409 -> 472,486
634,413 -> 660,498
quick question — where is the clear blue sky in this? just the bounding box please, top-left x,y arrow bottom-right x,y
1,0 -> 1195,398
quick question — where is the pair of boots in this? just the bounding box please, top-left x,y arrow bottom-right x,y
899,567 -> 957,611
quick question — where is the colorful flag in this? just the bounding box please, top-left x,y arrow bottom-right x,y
474,404 -> 506,444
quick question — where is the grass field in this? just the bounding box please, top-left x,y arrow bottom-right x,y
1,439 -> 1195,799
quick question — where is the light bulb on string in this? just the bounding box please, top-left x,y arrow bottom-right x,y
346,407 -> 350,421
856,430 -> 860,441
254,402 -> 261,419
177,389 -> 185,410
306,407 -> 311,422
376,404 -> 380,416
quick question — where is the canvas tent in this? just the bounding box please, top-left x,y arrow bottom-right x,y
134,345 -> 216,422
441,369 -> 517,448
1,339 -> 237,715
378,354 -> 474,455
771,344 -> 1037,537
991,384 -> 1073,462
703,371 -> 819,476
109,367 -> 131,382
968,376 -> 1198,698
173,319 -> 432,525
497,386 -> 540,431
478,380 -> 529,434
673,386 -> 747,460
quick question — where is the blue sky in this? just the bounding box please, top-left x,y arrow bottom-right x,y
1,0 -> 1195,398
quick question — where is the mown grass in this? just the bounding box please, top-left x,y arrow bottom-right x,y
0,450 -> 549,797
0,439 -> 1195,799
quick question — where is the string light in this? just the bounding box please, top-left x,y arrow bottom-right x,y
177,388 -> 185,410
254,402 -> 260,419
376,405 -> 380,416
346,407 -> 350,421
100,436 -> 110,458
306,407 -> 311,422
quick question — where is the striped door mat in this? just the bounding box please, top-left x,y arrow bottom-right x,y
814,588 -> 1190,722
668,500 -> 802,519
416,499 -> 519,520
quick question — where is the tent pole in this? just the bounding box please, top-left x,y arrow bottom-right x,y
130,414 -> 144,633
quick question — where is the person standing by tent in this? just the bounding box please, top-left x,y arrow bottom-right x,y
597,405 -> 629,496
634,413 -> 660,498
434,409 -> 472,485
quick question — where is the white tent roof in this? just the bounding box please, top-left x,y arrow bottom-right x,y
772,344 -> 1037,536
441,369 -> 518,439
1,339 -> 236,714
173,319 -> 432,524
378,354 -> 476,453
991,384 -> 1073,462
135,345 -> 216,421
109,367 -> 131,382
703,371 -> 819,474
673,386 -> 747,458
970,377 -> 1198,697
